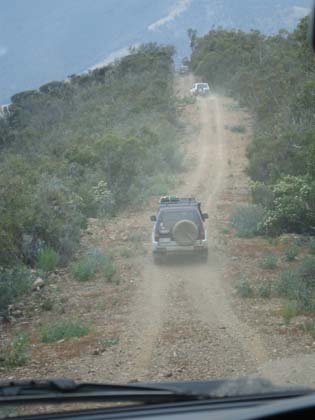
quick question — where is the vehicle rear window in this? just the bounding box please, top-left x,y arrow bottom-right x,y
158,209 -> 201,230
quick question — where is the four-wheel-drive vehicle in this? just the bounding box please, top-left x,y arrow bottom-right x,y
150,196 -> 208,263
190,82 -> 210,96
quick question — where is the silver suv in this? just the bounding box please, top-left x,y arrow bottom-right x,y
150,197 -> 208,263
190,82 -> 210,96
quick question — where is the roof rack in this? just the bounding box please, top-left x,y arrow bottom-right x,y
159,196 -> 199,207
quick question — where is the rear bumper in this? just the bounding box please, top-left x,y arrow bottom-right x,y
152,240 -> 208,256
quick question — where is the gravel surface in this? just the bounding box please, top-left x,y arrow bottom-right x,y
2,75 -> 315,391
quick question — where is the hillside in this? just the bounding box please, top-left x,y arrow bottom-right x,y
0,43 -> 181,287
2,10 -> 315,397
0,0 -> 310,103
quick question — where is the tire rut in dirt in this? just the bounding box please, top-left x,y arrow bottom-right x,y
147,262 -> 257,381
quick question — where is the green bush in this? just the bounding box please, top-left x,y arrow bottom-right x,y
258,284 -> 271,298
190,20 -> 315,236
230,204 -> 265,237
36,247 -> 59,272
278,257 -> 315,311
129,231 -> 143,243
71,258 -> 97,282
120,247 -> 133,258
236,279 -> 253,298
257,177 -> 315,236
71,249 -> 116,282
229,125 -> 246,133
40,319 -> 90,343
41,298 -> 54,311
178,96 -> 196,105
284,245 -> 299,261
0,44 -> 180,272
297,255 -> 315,278
281,300 -> 299,324
251,181 -> 274,208
0,267 -> 33,316
258,253 -> 278,269
302,320 -> 315,338
30,178 -> 85,265
307,237 -> 315,254
100,338 -> 120,349
0,332 -> 30,368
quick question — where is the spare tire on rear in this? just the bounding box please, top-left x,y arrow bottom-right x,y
172,219 -> 199,246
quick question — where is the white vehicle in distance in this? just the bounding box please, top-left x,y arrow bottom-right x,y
190,82 -> 210,96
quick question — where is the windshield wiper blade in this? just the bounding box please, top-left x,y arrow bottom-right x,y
0,379 -> 204,405
0,378 -> 313,406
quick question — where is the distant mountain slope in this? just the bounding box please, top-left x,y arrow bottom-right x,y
0,0 -> 310,103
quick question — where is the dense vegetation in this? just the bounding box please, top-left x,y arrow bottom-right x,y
0,43 -> 181,312
190,16 -> 315,236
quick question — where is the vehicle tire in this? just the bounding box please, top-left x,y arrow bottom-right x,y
172,220 -> 199,246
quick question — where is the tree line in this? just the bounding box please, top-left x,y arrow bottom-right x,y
189,16 -> 315,235
0,43 -> 181,271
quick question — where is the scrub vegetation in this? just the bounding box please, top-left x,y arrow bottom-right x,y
190,16 -> 315,237
189,15 -> 315,328
0,44 -> 181,313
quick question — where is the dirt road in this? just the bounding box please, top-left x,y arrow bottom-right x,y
91,75 -> 268,383
4,76 -> 315,391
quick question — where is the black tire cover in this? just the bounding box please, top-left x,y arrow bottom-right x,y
172,219 -> 199,246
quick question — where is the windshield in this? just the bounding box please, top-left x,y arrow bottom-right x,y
158,209 -> 200,230
1,0 -> 315,417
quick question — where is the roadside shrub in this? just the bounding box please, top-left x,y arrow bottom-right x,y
100,258 -> 116,281
99,337 -> 120,349
36,247 -> 59,272
31,177 -> 85,265
258,284 -> 271,299
251,181 -> 274,208
258,176 -> 315,236
308,237 -> 315,254
91,180 -> 115,217
230,204 -> 264,237
147,174 -> 176,196
224,103 -> 241,111
229,124 -> 246,133
0,332 -> 30,368
70,258 -> 97,282
0,45 -> 180,274
302,320 -> 315,338
120,247 -> 133,258
129,231 -> 143,243
178,96 -> 196,105
71,249 -> 116,282
0,267 -> 33,316
281,300 -> 299,324
295,256 -> 315,289
284,245 -> 299,261
40,298 -> 54,311
258,253 -> 278,269
236,279 -> 253,298
277,257 -> 315,311
40,319 -> 90,343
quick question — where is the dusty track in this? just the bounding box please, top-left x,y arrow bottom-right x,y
97,75 -> 268,382
2,75 -> 273,385
4,75 -> 315,392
